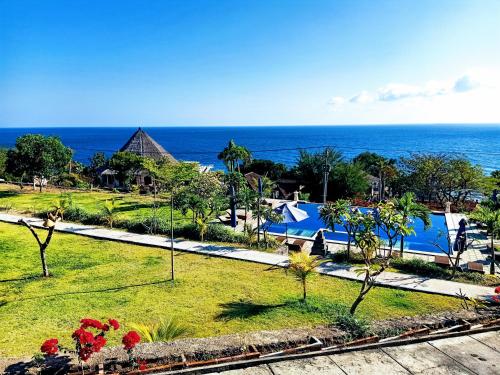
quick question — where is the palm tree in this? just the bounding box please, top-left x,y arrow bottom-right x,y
469,205 -> 500,274
102,199 -> 118,228
287,251 -> 322,301
217,140 -> 252,173
394,192 -> 431,258
319,200 -> 361,260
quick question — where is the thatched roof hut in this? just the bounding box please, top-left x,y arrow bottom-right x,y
120,128 -> 177,162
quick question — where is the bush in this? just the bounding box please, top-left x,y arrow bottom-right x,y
391,258 -> 448,278
333,307 -> 370,339
329,250 -> 364,263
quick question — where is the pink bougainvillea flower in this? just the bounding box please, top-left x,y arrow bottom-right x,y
494,286 -> 500,294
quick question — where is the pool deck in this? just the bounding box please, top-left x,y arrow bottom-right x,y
0,212 -> 495,299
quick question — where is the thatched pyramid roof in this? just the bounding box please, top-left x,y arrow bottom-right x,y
120,128 -> 177,162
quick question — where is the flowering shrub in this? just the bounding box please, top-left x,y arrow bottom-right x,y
40,319 -> 145,372
122,331 -> 141,368
122,331 -> 141,350
40,339 -> 59,356
40,318 -> 120,365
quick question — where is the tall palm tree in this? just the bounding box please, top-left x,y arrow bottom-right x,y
217,140 -> 252,173
394,192 -> 431,258
469,205 -> 500,274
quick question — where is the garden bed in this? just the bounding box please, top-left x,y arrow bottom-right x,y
3,308 -> 499,374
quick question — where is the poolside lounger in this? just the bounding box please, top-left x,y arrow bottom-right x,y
288,239 -> 307,252
434,255 -> 451,268
275,236 -> 287,244
466,262 -> 484,274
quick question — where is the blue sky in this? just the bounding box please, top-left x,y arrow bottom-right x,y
1,0 -> 500,126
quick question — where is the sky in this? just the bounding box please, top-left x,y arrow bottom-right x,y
1,0 -> 500,127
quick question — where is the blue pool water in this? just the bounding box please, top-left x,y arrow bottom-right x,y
265,203 -> 449,254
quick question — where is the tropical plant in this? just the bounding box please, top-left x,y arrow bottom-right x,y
196,216 -> 209,242
393,192 -> 431,258
101,199 -> 118,229
238,184 -> 258,228
469,205 -> 500,274
287,251 -> 323,301
129,318 -> 188,342
217,139 -> 252,173
319,200 -> 362,260
254,205 -> 284,249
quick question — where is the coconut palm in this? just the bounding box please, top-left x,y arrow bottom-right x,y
469,205 -> 500,274
394,192 -> 431,258
287,251 -> 323,301
217,140 -> 252,173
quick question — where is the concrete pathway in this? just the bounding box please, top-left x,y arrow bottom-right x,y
0,213 -> 494,299
218,330 -> 500,375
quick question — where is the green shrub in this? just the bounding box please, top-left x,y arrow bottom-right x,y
330,250 -> 364,264
129,318 -> 189,342
391,258 -> 448,278
331,306 -> 370,339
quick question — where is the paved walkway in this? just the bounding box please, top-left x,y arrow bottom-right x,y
0,213 -> 494,299
217,330 -> 500,375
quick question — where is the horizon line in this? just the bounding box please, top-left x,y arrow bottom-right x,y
1,122 -> 500,129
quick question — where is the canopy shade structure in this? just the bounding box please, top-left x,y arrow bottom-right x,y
273,202 -> 309,243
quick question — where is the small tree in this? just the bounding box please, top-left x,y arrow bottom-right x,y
431,228 -> 474,279
254,205 -> 283,249
7,134 -> 72,192
394,192 -> 431,258
350,215 -> 382,314
319,200 -> 362,260
102,199 -> 118,229
469,205 -> 500,274
350,204 -> 412,314
287,251 -> 323,301
19,209 -> 63,277
109,151 -> 143,190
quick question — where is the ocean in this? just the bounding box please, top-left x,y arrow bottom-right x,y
0,125 -> 499,173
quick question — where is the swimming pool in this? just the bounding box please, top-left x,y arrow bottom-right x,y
265,203 -> 449,254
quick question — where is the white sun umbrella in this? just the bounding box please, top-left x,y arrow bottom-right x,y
274,202 -> 309,243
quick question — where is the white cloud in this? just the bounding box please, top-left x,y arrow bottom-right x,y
453,75 -> 481,92
328,96 -> 346,110
339,71 -> 491,106
349,90 -> 373,104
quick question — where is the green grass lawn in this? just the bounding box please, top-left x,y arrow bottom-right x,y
0,183 -> 189,224
0,222 -> 461,358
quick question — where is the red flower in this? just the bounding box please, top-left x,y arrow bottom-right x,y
122,331 -> 141,351
72,328 -> 95,346
102,324 -> 110,332
41,338 -> 59,356
80,318 -> 105,330
492,295 -> 500,303
494,286 -> 500,294
93,335 -> 107,352
137,359 -> 148,371
108,319 -> 120,330
79,346 -> 94,361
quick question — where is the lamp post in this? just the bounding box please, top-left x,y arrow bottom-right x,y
257,177 -> 263,246
170,187 -> 175,283
322,149 -> 331,204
